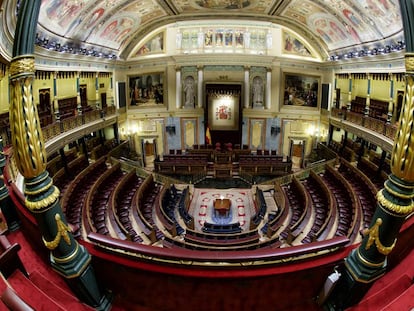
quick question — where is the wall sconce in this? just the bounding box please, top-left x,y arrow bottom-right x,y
166,125 -> 176,135
271,126 -> 280,136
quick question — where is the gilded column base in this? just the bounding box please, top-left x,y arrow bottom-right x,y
51,244 -> 112,310
25,171 -> 111,310
323,248 -> 386,310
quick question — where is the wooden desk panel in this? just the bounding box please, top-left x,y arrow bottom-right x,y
214,198 -> 231,216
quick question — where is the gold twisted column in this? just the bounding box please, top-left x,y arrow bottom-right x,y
9,54 -> 111,309
10,56 -> 47,179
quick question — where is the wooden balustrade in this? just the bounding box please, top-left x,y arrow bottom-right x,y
87,231 -> 349,265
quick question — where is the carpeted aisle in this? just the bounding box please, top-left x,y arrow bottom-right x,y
5,230 -> 130,310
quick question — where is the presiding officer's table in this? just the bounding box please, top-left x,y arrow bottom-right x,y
214,198 -> 231,217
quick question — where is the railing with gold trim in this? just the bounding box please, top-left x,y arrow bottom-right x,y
1,106 -> 116,147
330,108 -> 397,141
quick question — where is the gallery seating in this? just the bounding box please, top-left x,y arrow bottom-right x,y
135,175 -> 164,243
112,171 -> 144,243
338,158 -> 377,228
61,157 -> 109,237
261,183 -> 289,238
279,176 -> 311,244
0,235 -> 27,279
184,228 -> 260,247
357,156 -> 387,191
321,165 -> 361,243
202,222 -> 242,234
250,189 -> 267,229
85,163 -> 125,237
157,185 -> 185,237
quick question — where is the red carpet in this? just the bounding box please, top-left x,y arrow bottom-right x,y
7,270 -> 66,310
29,270 -> 93,310
381,284 -> 414,311
4,230 -> 137,310
5,226 -> 414,310
348,247 -> 414,311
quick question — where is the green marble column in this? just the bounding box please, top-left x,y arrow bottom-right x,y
322,1 -> 414,309
10,1 -> 110,309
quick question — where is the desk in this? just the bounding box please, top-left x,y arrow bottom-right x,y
214,164 -> 233,178
214,198 -> 231,217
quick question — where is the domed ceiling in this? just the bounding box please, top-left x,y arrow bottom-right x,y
36,0 -> 403,60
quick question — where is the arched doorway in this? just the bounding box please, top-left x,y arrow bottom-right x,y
289,137 -> 307,169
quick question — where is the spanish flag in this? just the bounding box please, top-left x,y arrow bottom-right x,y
205,126 -> 212,145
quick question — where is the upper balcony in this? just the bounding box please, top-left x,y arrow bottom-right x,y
329,107 -> 397,154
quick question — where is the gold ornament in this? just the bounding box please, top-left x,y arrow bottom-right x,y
405,54 -> 414,72
390,74 -> 414,182
377,189 -> 414,215
43,213 -> 72,250
9,57 -> 47,179
363,218 -> 396,256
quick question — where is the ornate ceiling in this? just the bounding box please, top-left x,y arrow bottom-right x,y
34,0 -> 403,60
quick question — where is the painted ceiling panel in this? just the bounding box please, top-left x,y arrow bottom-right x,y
35,0 -> 403,58
172,0 -> 274,12
280,0 -> 401,51
39,0 -> 166,51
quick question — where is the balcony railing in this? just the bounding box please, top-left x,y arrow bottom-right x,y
330,107 -> 397,140
0,106 -> 116,146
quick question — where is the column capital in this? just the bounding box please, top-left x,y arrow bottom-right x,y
405,53 -> 414,73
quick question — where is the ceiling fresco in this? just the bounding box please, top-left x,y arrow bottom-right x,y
34,0 -> 403,59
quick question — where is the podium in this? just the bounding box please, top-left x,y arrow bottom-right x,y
214,198 -> 231,217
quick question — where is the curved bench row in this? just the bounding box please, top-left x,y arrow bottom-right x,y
87,231 -> 349,265
300,170 -> 334,243
112,171 -> 145,243
60,157 -> 108,237
54,152 -> 381,252
338,158 -> 377,228
279,176 -> 311,244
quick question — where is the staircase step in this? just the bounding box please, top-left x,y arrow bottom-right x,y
7,270 -> 66,310
348,274 -> 412,311
381,284 -> 414,311
29,270 -> 94,310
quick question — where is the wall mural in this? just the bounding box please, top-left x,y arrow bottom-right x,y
195,1 -> 251,9
134,32 -> 164,56
283,31 -> 313,57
